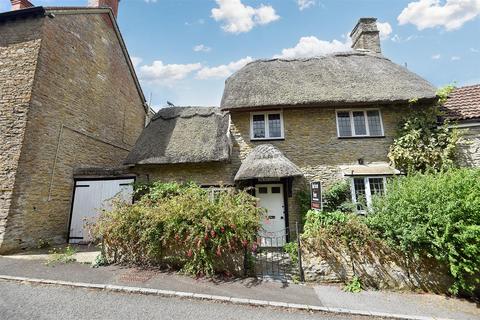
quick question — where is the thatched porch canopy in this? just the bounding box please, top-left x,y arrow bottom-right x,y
234,144 -> 303,181
125,107 -> 231,165
221,52 -> 437,110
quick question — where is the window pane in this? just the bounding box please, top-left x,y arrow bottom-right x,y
337,112 -> 352,137
353,178 -> 366,210
268,114 -> 282,138
369,178 -> 385,196
353,111 -> 367,135
367,110 -> 383,136
258,187 -> 268,194
271,186 -> 281,194
252,114 -> 265,138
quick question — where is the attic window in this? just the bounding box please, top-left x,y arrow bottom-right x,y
336,109 -> 384,137
250,111 -> 284,140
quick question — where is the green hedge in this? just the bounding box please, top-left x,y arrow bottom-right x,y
368,169 -> 480,294
93,182 -> 263,276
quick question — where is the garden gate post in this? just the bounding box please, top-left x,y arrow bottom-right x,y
296,222 -> 305,282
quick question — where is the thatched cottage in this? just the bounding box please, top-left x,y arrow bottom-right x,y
126,18 -> 438,239
0,0 -> 147,252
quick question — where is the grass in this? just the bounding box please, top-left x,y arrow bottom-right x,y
46,245 -> 77,266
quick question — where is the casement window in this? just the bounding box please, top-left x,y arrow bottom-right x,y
205,187 -> 231,202
250,111 -> 284,140
336,109 -> 384,137
351,176 -> 386,212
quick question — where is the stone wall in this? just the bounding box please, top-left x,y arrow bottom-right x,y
302,245 -> 452,293
0,13 -> 146,253
457,125 -> 480,167
0,18 -> 43,253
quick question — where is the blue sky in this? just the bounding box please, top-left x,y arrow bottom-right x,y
2,0 -> 480,109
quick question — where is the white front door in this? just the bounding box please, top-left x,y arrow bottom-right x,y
69,178 -> 134,244
256,184 -> 286,247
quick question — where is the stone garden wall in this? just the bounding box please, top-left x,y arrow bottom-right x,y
302,245 -> 452,293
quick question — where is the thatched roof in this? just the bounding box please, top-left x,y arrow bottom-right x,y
125,107 -> 231,165
234,144 -> 303,181
221,52 -> 437,110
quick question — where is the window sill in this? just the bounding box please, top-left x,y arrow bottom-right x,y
250,138 -> 285,141
338,136 -> 386,139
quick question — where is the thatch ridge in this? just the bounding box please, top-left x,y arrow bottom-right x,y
234,144 -> 303,181
125,107 -> 231,165
221,51 -> 437,110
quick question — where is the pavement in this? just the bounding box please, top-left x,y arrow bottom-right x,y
0,248 -> 478,320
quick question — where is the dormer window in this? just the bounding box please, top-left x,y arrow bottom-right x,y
250,111 -> 284,140
336,109 -> 384,137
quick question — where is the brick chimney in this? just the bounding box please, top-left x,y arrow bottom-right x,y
350,17 -> 381,54
10,0 -> 34,10
88,0 -> 120,18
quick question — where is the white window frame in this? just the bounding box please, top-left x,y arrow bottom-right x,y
350,176 -> 387,212
250,111 -> 284,140
336,109 -> 385,138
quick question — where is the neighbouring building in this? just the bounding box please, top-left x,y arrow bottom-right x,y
443,84 -> 480,167
0,0 -> 148,252
126,18 -> 438,241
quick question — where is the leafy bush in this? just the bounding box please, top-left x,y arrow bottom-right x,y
303,210 -> 374,249
283,242 -> 298,264
368,169 -> 480,295
321,181 -> 355,213
344,276 -> 363,293
92,182 -> 263,276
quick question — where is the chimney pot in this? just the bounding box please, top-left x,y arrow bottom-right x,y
88,0 -> 120,18
10,0 -> 34,10
350,17 -> 381,54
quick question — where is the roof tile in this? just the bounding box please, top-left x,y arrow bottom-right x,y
443,84 -> 480,121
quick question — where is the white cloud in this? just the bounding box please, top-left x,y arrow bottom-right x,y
432,54 -> 441,59
144,0 -> 157,3
451,56 -> 461,60
273,36 -> 352,59
139,60 -> 202,85
398,0 -> 480,31
297,0 -> 315,10
471,47 -> 479,52
131,56 -> 143,68
193,44 -> 212,52
376,21 -> 393,40
211,0 -> 279,34
197,56 -> 254,79
391,34 -> 421,42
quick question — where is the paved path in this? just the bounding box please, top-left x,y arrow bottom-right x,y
0,256 -> 478,320
0,280 -> 376,320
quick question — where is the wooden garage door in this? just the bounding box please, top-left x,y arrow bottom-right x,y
69,178 -> 134,244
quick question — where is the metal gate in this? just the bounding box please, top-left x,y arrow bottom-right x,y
249,223 -> 305,281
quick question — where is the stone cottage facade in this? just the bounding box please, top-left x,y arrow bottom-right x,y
126,18 -> 438,239
0,0 -> 147,253
443,84 -> 480,167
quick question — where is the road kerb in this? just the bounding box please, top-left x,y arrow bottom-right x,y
0,274 -> 451,320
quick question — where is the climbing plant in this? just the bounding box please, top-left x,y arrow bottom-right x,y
388,84 -> 462,173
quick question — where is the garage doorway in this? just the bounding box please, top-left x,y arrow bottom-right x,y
68,178 -> 134,244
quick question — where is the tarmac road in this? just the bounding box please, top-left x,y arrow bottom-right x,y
0,280 -> 383,320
